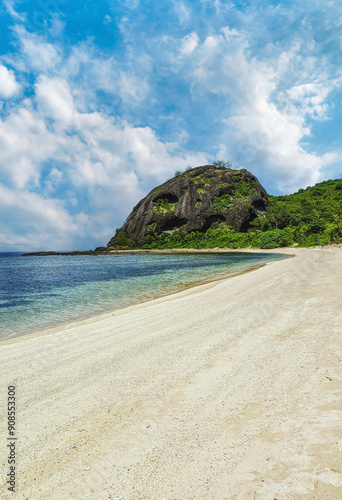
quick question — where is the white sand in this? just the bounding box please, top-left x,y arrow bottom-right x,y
0,247 -> 342,499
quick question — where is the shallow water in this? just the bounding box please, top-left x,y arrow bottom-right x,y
0,252 -> 284,340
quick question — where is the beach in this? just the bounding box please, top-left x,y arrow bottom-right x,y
0,247 -> 341,499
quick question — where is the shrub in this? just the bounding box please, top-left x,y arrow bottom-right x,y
145,222 -> 157,234
192,176 -> 212,186
109,229 -> 135,247
323,223 -> 341,243
216,182 -> 231,189
212,194 -> 232,211
233,179 -> 255,198
153,199 -> 176,213
253,229 -> 293,249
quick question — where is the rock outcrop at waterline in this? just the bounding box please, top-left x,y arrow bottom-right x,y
108,165 -> 269,247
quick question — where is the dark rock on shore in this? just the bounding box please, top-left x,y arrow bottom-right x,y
21,244 -> 133,256
22,250 -> 97,256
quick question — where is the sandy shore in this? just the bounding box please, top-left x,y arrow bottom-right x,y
1,247 -> 342,499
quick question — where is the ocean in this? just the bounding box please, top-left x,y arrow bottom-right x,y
0,251 -> 284,340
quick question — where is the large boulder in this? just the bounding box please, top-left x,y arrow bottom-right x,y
108,165 -> 269,246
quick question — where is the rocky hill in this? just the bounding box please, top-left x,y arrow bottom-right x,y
108,165 -> 269,248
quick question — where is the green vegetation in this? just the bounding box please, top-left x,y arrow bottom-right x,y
145,222 -> 157,234
232,178 -> 255,198
151,185 -> 164,194
212,194 -> 232,211
216,181 -> 231,189
192,175 -> 213,186
250,178 -> 342,247
141,178 -> 342,249
174,166 -> 196,178
152,198 -> 176,213
112,177 -> 342,249
197,187 -> 205,194
195,201 -> 202,208
108,229 -> 134,247
140,226 -> 296,249
212,160 -> 232,169
141,226 -> 250,249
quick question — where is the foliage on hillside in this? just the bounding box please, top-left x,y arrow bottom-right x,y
250,178 -> 342,247
111,177 -> 342,249
141,178 -> 342,249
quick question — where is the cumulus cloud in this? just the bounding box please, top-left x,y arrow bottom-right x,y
181,28 -> 338,192
180,32 -> 199,55
13,26 -> 61,72
0,184 -> 83,250
0,64 -> 20,98
286,83 -> 331,119
35,76 -> 75,124
0,106 -> 61,189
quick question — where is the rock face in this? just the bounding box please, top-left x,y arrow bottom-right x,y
109,165 -> 269,246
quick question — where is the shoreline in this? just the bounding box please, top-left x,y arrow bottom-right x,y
0,249 -> 289,346
19,243 -> 342,257
1,247 -> 341,498
0,249 -> 295,347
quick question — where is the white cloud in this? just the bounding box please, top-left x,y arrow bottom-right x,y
0,106 -> 61,189
0,64 -> 20,98
199,0 -> 232,15
172,0 -> 191,25
117,71 -> 150,104
180,32 -> 199,55
14,26 -> 61,72
104,15 -> 113,24
0,184 -> 82,250
287,83 -> 319,101
186,27 -> 338,192
4,0 -> 26,22
35,76 -> 74,124
286,83 -> 331,119
123,0 -> 140,8
58,43 -> 153,109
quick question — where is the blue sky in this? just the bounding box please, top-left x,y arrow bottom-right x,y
0,0 -> 341,250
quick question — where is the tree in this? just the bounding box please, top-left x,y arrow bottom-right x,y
212,160 -> 232,168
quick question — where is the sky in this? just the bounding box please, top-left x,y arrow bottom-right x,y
0,0 -> 341,251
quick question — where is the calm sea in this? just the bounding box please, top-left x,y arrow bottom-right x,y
0,252 -> 284,340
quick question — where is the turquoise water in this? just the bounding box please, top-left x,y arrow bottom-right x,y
0,252 -> 284,340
